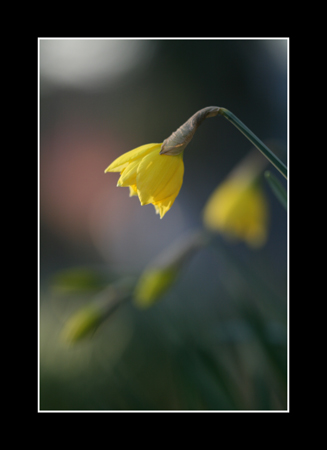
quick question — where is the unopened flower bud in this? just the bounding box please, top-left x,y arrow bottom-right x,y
61,277 -> 135,343
61,305 -> 104,343
134,231 -> 208,307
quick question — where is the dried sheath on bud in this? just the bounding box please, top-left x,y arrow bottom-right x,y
160,106 -> 220,156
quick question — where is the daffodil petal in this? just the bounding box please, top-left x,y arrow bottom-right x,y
137,152 -> 184,205
117,160 -> 139,187
105,144 -> 161,173
129,185 -> 138,197
153,193 -> 178,218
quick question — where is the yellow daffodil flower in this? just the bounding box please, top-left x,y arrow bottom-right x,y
105,107 -> 221,218
203,154 -> 269,248
105,143 -> 184,218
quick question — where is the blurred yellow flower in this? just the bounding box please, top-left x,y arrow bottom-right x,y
203,155 -> 269,248
105,143 -> 184,218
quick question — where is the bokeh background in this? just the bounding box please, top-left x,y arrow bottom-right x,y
39,38 -> 288,411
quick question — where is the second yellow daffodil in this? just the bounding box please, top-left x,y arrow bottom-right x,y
203,153 -> 269,248
105,143 -> 184,218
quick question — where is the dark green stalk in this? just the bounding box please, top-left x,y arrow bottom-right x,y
218,108 -> 287,180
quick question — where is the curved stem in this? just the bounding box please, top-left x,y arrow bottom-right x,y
218,108 -> 287,180
264,170 -> 287,209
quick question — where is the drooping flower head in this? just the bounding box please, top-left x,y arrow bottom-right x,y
105,107 -> 220,218
105,143 -> 184,218
202,151 -> 269,248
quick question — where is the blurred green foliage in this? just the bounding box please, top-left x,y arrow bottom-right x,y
51,267 -> 109,294
40,235 -> 287,411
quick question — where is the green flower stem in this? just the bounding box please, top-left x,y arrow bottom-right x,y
218,108 -> 287,180
264,170 -> 287,209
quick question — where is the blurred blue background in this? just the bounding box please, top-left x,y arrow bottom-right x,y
39,38 -> 288,411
